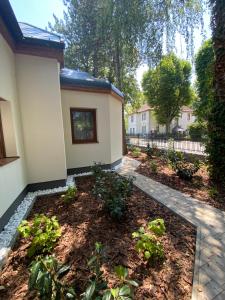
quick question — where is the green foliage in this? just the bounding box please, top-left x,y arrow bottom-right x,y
148,219 -> 166,236
131,147 -> 141,158
61,186 -> 78,203
149,161 -> 158,174
167,140 -> 184,170
29,255 -> 76,299
195,39 -> 214,122
146,143 -> 159,158
208,186 -> 219,198
132,218 -> 166,262
92,165 -> 134,220
188,122 -> 206,141
142,53 -> 193,134
102,266 -> 138,300
175,161 -> 200,181
17,214 -> 61,257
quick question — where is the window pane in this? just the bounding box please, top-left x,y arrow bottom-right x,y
71,110 -> 95,141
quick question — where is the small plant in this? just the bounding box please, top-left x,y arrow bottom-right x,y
61,186 -> 78,203
81,242 -> 108,300
29,255 -> 76,299
149,161 -> 158,174
131,147 -> 141,158
102,266 -> 138,300
208,186 -> 219,198
132,218 -> 166,262
17,214 -> 61,257
146,143 -> 153,158
92,166 -> 134,220
175,160 -> 200,180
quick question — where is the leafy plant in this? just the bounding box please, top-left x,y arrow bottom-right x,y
29,255 -> 76,299
146,143 -> 153,158
208,186 -> 219,198
132,219 -> 166,262
149,161 -> 158,174
148,219 -> 166,236
131,147 -> 141,158
102,266 -> 138,300
17,214 -> 61,257
175,160 -> 200,181
92,166 -> 134,220
61,186 -> 78,203
81,242 -> 107,300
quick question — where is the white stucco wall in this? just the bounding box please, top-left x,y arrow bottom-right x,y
109,95 -> 122,162
61,90 -> 122,169
0,34 -> 27,218
178,111 -> 196,131
16,55 -> 67,183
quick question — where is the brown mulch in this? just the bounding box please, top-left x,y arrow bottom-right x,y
134,152 -> 225,211
0,176 -> 196,300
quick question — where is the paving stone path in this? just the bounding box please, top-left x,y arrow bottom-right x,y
118,157 -> 225,300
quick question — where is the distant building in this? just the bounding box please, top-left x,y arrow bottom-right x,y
128,104 -> 195,135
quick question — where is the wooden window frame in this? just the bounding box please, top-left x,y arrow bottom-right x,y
0,109 -> 6,159
70,108 -> 98,144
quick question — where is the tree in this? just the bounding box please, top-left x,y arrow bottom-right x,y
142,53 -> 193,135
195,40 -> 215,122
207,0 -> 225,189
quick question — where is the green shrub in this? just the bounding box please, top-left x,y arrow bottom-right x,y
92,166 -> 134,220
132,218 -> 166,263
188,122 -> 206,141
149,161 -> 158,174
102,266 -> 138,300
29,255 -> 76,299
17,214 -> 61,257
208,186 -> 219,198
175,160 -> 200,180
61,186 -> 78,203
131,147 -> 141,158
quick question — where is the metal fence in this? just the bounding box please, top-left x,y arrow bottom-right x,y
126,134 -> 205,155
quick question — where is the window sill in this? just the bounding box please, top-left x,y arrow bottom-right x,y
72,141 -> 99,144
0,156 -> 20,167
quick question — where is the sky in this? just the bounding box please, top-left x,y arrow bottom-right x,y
10,0 -> 211,87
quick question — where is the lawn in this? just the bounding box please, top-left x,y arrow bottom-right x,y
128,146 -> 225,211
0,173 -> 195,300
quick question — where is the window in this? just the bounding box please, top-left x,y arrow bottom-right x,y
70,108 -> 97,144
0,109 -> 6,159
142,112 -> 146,121
187,113 -> 191,121
133,128 -> 135,134
131,115 -> 134,122
142,125 -> 146,134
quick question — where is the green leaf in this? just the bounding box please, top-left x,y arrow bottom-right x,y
28,261 -> 41,289
111,288 -> 119,298
119,285 -> 130,296
144,251 -> 151,260
126,280 -> 138,287
114,265 -> 128,280
84,281 -> 96,300
57,265 -> 70,278
102,290 -> 112,300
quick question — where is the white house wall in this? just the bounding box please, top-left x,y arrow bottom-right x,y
61,90 -> 113,169
109,95 -> 122,163
16,55 -> 67,183
0,34 -> 27,218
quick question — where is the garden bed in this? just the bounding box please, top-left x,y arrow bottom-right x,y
133,151 -> 225,211
0,175 -> 195,300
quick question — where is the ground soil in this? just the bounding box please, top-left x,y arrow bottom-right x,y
0,176 -> 196,300
131,151 -> 225,211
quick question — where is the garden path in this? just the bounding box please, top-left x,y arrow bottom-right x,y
118,156 -> 225,300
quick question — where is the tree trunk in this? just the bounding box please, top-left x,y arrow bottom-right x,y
207,0 -> 225,190
165,122 -> 170,137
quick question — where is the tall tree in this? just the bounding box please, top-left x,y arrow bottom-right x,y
195,39 -> 215,122
207,0 -> 225,189
142,53 -> 193,135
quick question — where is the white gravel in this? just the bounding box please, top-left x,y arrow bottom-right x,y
0,161 -> 122,268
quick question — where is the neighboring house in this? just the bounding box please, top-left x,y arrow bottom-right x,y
128,104 -> 195,135
0,0 -> 123,230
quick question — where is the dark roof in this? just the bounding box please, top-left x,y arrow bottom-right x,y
0,0 -> 64,49
19,22 -> 62,43
60,68 -> 124,98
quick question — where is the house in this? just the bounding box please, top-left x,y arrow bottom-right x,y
128,104 -> 195,135
0,0 -> 123,231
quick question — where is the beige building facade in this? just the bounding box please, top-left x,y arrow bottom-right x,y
0,0 -> 123,230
